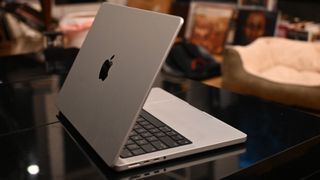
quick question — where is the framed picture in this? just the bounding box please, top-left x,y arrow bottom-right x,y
233,9 -> 278,45
127,0 -> 173,13
239,0 -> 268,7
238,0 -> 277,11
185,2 -> 234,57
311,32 -> 320,42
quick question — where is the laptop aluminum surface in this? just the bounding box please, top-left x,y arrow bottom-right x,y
57,3 -> 246,171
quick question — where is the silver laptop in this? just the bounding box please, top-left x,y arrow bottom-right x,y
57,3 -> 246,171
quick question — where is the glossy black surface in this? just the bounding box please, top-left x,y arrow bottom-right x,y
1,50 -> 320,179
0,76 -> 60,136
0,123 -> 105,179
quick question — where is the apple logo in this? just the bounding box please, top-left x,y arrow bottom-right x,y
99,55 -> 115,81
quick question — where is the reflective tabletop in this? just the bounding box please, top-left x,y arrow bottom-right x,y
1,50 -> 320,179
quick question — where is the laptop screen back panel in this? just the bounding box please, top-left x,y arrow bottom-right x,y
57,3 -> 183,166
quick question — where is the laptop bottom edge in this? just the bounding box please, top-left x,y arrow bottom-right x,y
57,111 -> 245,172
115,136 -> 246,171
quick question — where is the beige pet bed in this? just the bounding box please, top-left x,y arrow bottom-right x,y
222,37 -> 320,111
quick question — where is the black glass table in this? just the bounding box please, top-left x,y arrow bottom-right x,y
1,51 -> 320,180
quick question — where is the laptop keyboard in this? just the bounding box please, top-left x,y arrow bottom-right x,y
120,112 -> 192,158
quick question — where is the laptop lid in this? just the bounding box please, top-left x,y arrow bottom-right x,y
57,3 -> 183,167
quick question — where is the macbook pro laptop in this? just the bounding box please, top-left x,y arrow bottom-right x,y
57,3 -> 247,171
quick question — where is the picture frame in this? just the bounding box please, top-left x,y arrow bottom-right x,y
127,0 -> 173,13
185,2 -> 234,57
238,0 -> 277,11
233,9 -> 278,45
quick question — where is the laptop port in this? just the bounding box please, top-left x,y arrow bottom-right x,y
131,175 -> 140,179
128,163 -> 140,168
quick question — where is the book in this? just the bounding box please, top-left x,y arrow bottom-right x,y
185,2 -> 234,57
286,30 -> 310,41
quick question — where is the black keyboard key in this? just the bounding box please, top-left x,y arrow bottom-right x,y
139,120 -> 150,126
131,148 -> 145,156
131,135 -> 143,141
177,139 -> 192,145
171,135 -> 183,141
146,136 -> 158,142
141,144 -> 157,153
129,130 -> 137,136
121,148 -> 133,158
141,132 -> 152,138
136,139 -> 148,146
147,117 -> 166,127
135,128 -> 147,134
144,124 -> 155,130
151,141 -> 168,150
149,128 -> 160,133
126,139 -> 134,145
155,132 -> 166,137
127,144 -> 140,150
159,136 -> 179,148
134,124 -> 142,129
137,117 -> 144,122
159,126 -> 172,132
166,131 -> 177,136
